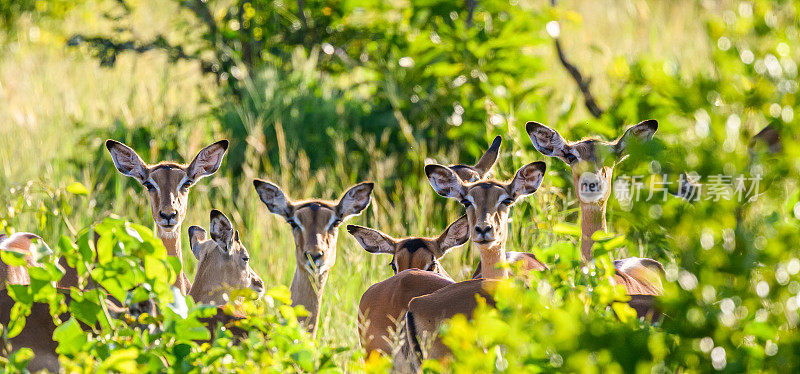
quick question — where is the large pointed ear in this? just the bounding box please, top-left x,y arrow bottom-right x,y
209,210 -> 234,252
346,225 -> 396,254
615,120 -> 658,154
0,232 -> 39,252
507,161 -> 546,200
106,140 -> 148,182
188,225 -> 209,260
750,125 -> 781,154
337,182 -> 374,219
525,122 -> 578,164
425,164 -> 466,200
253,179 -> 294,219
473,136 -> 502,177
187,140 -> 229,181
435,215 -> 470,257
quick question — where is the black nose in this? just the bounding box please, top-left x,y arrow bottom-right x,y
474,225 -> 493,235
159,211 -> 177,220
306,252 -> 324,262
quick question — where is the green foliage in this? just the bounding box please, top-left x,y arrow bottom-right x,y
0,0 -> 85,37
2,0 -> 800,372
1,217 -> 359,372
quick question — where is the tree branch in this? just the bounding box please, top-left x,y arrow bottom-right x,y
67,34 -> 215,76
466,0 -> 476,28
550,0 -> 604,118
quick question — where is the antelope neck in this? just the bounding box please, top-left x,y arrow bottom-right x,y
579,200 -> 608,262
158,227 -> 182,258
290,267 -> 329,337
478,241 -> 509,279
158,226 -> 192,294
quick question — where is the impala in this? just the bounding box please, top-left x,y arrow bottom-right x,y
526,120 -> 665,317
188,209 -> 265,305
106,139 -> 229,294
350,135 -> 520,361
348,215 -> 469,356
0,212 -> 263,373
405,161 -> 547,365
254,179 -> 373,336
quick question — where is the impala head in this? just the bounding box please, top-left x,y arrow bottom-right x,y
254,180 -> 374,276
106,140 -> 229,236
447,136 -> 502,183
425,162 -> 546,249
347,215 -> 469,274
526,120 -> 658,205
188,210 -> 264,305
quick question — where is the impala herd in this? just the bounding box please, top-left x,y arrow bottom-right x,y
1,120 -> 669,372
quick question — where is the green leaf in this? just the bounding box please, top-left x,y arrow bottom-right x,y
97,348 -> 139,373
174,317 -> 211,341
552,222 -> 582,237
291,349 -> 315,372
53,317 -> 87,355
9,347 -> 34,369
6,302 -> 31,338
0,250 -> 27,266
68,288 -> 103,326
66,182 -> 89,196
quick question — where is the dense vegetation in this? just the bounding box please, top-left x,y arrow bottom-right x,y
1,0 -> 799,372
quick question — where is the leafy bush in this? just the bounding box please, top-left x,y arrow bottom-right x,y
2,217 -> 359,372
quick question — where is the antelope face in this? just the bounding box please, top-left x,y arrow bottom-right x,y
426,162 -> 546,249
347,215 -> 469,274
447,135 -> 502,183
189,210 -> 264,305
106,140 -> 229,235
254,180 -> 374,276
526,120 -> 658,205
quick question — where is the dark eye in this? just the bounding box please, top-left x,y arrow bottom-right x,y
565,154 -> 578,164
331,219 -> 342,228
242,256 -> 250,263
181,180 -> 193,190
501,198 -> 514,206
460,199 -> 472,208
287,220 -> 300,230
142,181 -> 155,191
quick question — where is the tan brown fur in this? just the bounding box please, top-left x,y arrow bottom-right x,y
349,216 -> 470,356
106,139 -> 229,295
526,120 -> 665,317
0,233 -> 41,291
254,179 -> 373,337
353,136 -> 506,362
401,161 -> 547,367
188,210 -> 264,305
406,279 -> 497,366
